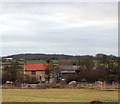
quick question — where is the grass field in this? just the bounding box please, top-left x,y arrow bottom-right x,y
2,89 -> 118,102
2,60 -> 64,64
2,60 -> 99,65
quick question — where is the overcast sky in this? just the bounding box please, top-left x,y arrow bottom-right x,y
0,2 -> 118,56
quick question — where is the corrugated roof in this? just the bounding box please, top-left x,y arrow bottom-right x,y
25,63 -> 50,71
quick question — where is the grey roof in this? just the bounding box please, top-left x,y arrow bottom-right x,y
58,65 -> 79,71
61,71 -> 75,73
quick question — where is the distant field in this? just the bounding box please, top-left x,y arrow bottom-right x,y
2,59 -> 98,65
2,60 -> 64,65
2,89 -> 118,102
27,60 -> 62,64
2,62 -> 24,64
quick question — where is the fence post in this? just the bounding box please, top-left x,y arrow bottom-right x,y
117,82 -> 119,89
101,82 -> 103,90
112,81 -> 115,89
96,81 -> 98,90
104,81 -> 106,90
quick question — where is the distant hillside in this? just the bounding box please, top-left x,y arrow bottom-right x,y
3,53 -> 94,60
2,53 -> 118,61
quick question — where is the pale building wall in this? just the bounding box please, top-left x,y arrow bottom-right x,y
25,71 -> 45,81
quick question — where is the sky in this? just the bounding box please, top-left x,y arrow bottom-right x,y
0,2 -> 118,56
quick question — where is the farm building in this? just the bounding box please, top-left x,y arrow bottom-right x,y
58,65 -> 79,78
24,62 -> 79,83
24,63 -> 52,82
2,57 -> 14,62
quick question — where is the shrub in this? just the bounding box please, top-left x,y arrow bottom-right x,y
2,72 -> 12,84
36,83 -> 56,89
16,74 -> 39,84
65,74 -> 78,83
79,70 -> 102,82
29,76 -> 39,84
65,70 -> 103,83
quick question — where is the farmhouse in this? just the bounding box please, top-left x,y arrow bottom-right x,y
24,63 -> 51,82
24,62 -> 79,83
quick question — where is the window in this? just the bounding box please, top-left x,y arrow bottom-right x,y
45,77 -> 48,81
39,76 -> 41,80
31,71 -> 36,75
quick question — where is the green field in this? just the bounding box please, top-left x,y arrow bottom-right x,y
2,89 -> 118,102
2,59 -> 99,65
2,60 -> 64,65
2,62 -> 24,64
27,60 -> 62,64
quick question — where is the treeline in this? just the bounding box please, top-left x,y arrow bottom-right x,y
66,55 -> 119,83
2,53 -> 118,60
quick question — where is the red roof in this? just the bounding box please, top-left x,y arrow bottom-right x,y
25,63 -> 50,71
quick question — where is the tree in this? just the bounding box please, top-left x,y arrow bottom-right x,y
3,61 -> 23,82
66,74 -> 78,83
77,57 -> 94,71
98,55 -> 118,74
79,70 -> 102,82
44,63 -> 53,83
2,72 -> 12,84
65,70 -> 103,83
52,65 -> 61,83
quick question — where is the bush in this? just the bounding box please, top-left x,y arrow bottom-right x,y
36,83 -> 56,89
104,74 -> 118,83
16,74 -> 39,84
28,76 -> 39,84
79,70 -> 102,82
2,72 -> 12,84
3,61 -> 23,82
65,70 -> 103,83
65,74 -> 78,83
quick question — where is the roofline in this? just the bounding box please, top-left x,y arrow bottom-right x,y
25,70 -> 45,71
25,70 -> 52,71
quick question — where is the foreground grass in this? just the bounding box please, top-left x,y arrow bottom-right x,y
2,89 -> 118,102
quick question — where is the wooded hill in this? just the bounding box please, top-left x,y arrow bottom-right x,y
3,53 -> 117,60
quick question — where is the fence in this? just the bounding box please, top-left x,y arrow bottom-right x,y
2,81 -> 119,89
76,81 -> 119,90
